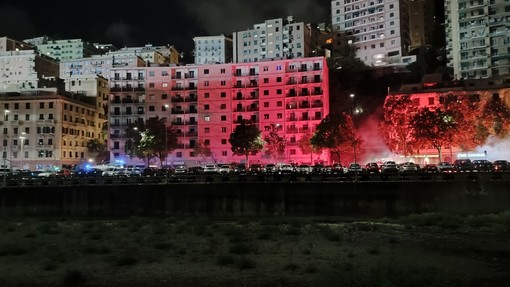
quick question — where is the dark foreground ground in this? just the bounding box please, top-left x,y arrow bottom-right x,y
0,212 -> 509,287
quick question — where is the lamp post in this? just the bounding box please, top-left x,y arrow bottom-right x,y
19,132 -> 26,170
349,94 -> 357,164
2,110 -> 9,186
164,104 -> 169,169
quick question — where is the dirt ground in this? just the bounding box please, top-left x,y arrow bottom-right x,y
0,214 -> 508,287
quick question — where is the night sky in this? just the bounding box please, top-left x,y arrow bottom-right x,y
0,0 -> 331,55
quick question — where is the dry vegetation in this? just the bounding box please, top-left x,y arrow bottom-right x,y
0,212 -> 509,287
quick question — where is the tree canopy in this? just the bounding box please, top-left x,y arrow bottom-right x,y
125,117 -> 178,167
264,123 -> 286,160
229,121 -> 265,164
410,107 -> 457,162
311,112 -> 362,164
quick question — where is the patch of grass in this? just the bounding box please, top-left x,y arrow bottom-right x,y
401,212 -> 463,229
283,262 -> 300,272
229,243 -> 251,255
236,257 -> 256,270
0,243 -> 28,256
62,269 -> 87,286
216,254 -> 236,266
153,241 -> 173,251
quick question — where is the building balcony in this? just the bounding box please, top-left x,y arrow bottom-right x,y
186,131 -> 198,137
171,97 -> 184,102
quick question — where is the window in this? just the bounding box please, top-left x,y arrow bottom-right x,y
277,113 -> 282,119
263,78 -> 269,83
204,139 -> 210,145
264,90 -> 269,96
221,92 -> 226,98
221,80 -> 226,86
264,102 -> 269,107
204,104 -> 210,110
277,89 -> 282,94
204,81 -> 209,86
221,115 -> 227,121
220,104 -> 226,109
222,151 -> 228,156
204,92 -> 210,98
276,77 -> 282,82
277,101 -> 282,107
204,69 -> 209,74
221,139 -> 227,144
204,116 -> 210,122
221,127 -> 227,133
264,114 -> 269,119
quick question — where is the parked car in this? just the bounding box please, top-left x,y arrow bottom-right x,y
264,164 -> 277,174
203,164 -> 219,174
399,162 -> 418,173
297,164 -> 312,174
471,159 -> 493,172
347,163 -> 363,174
331,163 -> 344,174
493,160 -> 510,172
453,159 -> 474,172
422,164 -> 439,173
218,164 -> 233,174
364,162 -> 380,174
437,162 -> 454,173
381,161 -> 399,173
280,164 -> 294,174
174,165 -> 188,174
249,164 -> 263,174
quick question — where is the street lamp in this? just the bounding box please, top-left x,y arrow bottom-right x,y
349,94 -> 357,164
164,104 -> 170,169
2,109 -> 9,186
19,132 -> 26,170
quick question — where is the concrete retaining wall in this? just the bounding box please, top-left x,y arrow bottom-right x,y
0,180 -> 509,217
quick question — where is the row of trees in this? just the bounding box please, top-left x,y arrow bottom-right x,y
119,113 -> 362,167
379,93 -> 510,161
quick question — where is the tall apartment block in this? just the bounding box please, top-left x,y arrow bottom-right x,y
108,56 -> 329,167
193,35 -> 233,65
23,36 -> 98,61
331,0 -> 414,67
232,17 -> 312,63
445,0 -> 510,79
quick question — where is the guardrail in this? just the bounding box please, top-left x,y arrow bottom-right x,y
2,171 -> 510,187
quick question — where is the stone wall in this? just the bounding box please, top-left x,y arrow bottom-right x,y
0,180 -> 508,218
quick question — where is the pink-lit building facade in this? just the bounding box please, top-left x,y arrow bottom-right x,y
108,56 -> 330,167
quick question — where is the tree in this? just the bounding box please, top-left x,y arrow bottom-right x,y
125,120 -> 148,164
193,141 -> 213,162
410,107 -> 457,162
86,138 -> 108,164
229,121 -> 264,165
298,132 -> 321,164
124,117 -> 178,167
145,117 -> 178,167
445,94 -> 487,154
480,94 -> 510,139
379,94 -> 420,159
264,123 -> 286,161
311,112 -> 362,164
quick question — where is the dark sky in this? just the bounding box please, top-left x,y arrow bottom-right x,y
0,1 -> 331,55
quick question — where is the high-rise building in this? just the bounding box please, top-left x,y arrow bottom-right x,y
445,0 -> 510,79
193,35 -> 233,65
232,17 -> 312,63
23,36 -> 98,61
108,56 -> 330,167
331,0 -> 415,67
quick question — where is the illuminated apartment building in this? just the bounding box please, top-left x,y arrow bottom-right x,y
445,0 -> 510,79
1,90 -> 104,171
385,76 -> 510,163
108,56 -> 330,167
331,0 -> 415,67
